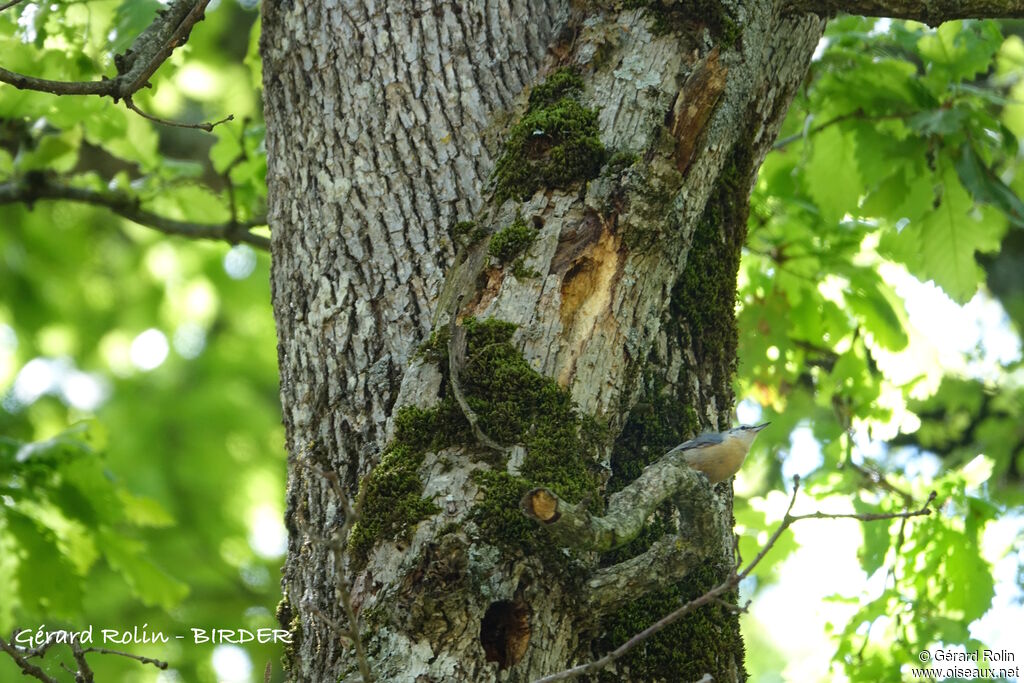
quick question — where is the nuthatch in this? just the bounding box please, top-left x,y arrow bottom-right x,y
670,423 -> 770,484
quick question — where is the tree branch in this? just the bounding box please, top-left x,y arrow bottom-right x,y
67,642 -> 94,683
524,446 -> 722,613
585,534 -> 708,613
0,177 -> 270,250
533,476 -> 937,683
0,631 -> 169,681
0,0 -> 231,130
0,634 -> 57,683
77,646 -> 168,670
124,98 -> 234,133
784,0 -> 1024,24
521,445 -> 710,552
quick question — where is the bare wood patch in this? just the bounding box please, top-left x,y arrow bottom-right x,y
670,47 -> 728,175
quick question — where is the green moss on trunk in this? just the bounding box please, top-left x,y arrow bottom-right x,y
451,319 -> 601,550
595,560 -> 746,682
625,0 -> 741,44
493,68 -> 607,203
670,142 -> 753,418
488,214 -> 540,277
593,140 -> 756,680
353,318 -> 601,563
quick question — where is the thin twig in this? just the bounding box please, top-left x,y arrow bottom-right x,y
447,296 -> 506,454
293,457 -> 374,683
0,66 -> 111,96
222,119 -> 251,227
68,643 -> 94,683
0,0 -> 28,12
532,476 -> 936,682
712,597 -> 751,614
0,635 -> 58,683
125,99 -> 234,132
79,647 -> 168,669
0,0 -> 231,131
0,178 -> 269,250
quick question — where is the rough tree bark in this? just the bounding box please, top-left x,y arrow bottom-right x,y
260,1 -> 824,681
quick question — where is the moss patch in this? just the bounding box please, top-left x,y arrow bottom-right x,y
488,215 -> 537,264
458,319 -> 598,509
275,598 -> 298,676
595,560 -> 746,682
356,318 -> 601,561
625,0 -> 741,44
669,142 -> 753,416
528,68 -> 585,109
348,404 -> 469,566
433,317 -> 600,551
493,68 -> 607,203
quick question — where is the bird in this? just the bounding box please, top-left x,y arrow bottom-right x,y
670,423 -> 770,484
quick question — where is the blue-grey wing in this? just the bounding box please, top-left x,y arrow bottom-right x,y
671,432 -> 723,452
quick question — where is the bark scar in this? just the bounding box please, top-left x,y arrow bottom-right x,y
670,46 -> 728,175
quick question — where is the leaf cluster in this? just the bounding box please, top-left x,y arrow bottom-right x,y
737,17 -> 1024,682
0,423 -> 185,629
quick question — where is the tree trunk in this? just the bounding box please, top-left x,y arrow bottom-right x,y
261,2 -> 823,681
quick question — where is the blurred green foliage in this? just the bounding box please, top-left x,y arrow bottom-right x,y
1,0 -> 281,681
736,16 -> 1024,683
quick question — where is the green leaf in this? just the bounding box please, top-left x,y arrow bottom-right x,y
245,16 -> 262,91
944,537 -> 995,622
210,127 -> 243,174
151,184 -> 230,223
856,509 -> 891,576
116,490 -> 175,527
861,166 -> 933,222
5,510 -> 84,616
16,128 -> 82,172
879,167 -> 1006,303
955,143 -> 1024,227
908,106 -> 968,136
806,125 -> 863,224
852,125 -> 924,185
99,529 -> 189,608
917,20 -> 1003,84
844,269 -> 909,351
61,452 -> 126,525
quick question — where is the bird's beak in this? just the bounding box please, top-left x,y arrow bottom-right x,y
752,422 -> 770,432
